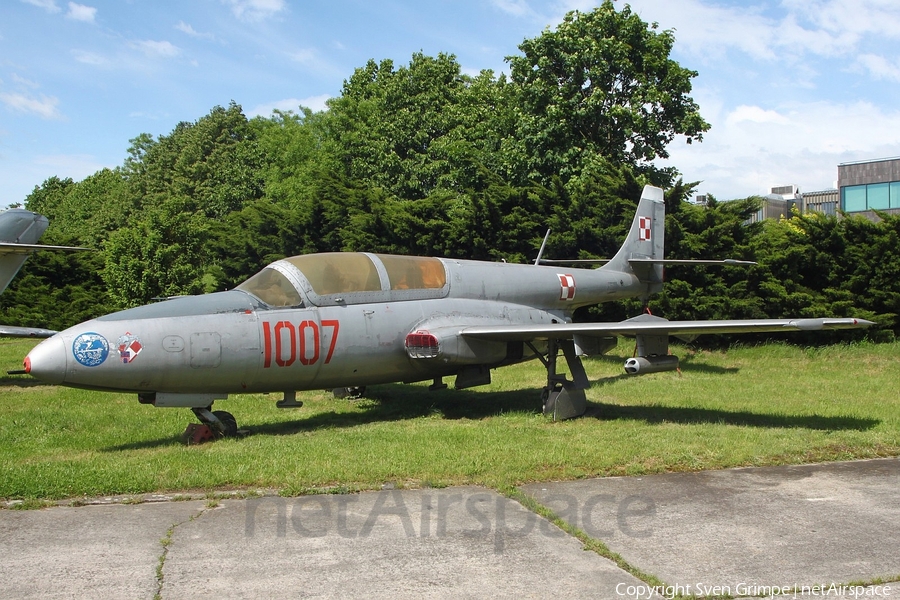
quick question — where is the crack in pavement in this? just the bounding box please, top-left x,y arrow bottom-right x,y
155,502 -> 217,600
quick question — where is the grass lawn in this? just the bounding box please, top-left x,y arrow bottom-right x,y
1,337 -> 898,501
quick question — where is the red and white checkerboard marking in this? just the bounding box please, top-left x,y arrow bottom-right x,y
558,273 -> 576,301
638,216 -> 652,241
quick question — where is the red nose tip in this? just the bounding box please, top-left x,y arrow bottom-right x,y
23,356 -> 31,374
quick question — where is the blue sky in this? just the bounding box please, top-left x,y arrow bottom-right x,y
2,0 -> 900,208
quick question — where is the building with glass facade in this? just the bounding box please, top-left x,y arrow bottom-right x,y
709,157 -> 899,221
838,157 -> 900,217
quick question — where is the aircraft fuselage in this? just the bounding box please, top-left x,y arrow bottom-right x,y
25,257 -> 645,399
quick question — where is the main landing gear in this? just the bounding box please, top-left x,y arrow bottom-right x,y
332,386 -> 366,399
529,338 -> 590,421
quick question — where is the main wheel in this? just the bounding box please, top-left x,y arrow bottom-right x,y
332,386 -> 366,399
212,410 -> 238,437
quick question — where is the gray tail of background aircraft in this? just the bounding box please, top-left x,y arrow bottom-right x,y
0,208 -> 89,338
0,209 -> 50,296
20,186 -> 872,440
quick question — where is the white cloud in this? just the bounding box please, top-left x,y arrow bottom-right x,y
71,49 -> 108,65
247,95 -> 330,117
131,40 -> 181,58
222,0 -> 286,21
66,2 -> 96,23
175,21 -> 214,40
11,74 -> 40,88
626,0 -> 900,62
21,0 -> 60,13
287,49 -> 317,65
284,49 -> 343,78
583,0 -> 900,199
857,53 -> 900,82
0,92 -> 61,119
662,100 -> 900,198
725,106 -> 790,126
490,0 -> 538,19
786,0 -> 900,40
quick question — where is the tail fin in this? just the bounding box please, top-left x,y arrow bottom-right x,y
604,185 -> 665,293
0,209 -> 50,295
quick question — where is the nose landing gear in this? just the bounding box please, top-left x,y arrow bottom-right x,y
181,407 -> 239,444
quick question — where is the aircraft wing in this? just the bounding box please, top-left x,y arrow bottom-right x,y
460,316 -> 874,342
538,258 -> 757,266
0,242 -> 91,255
0,324 -> 57,338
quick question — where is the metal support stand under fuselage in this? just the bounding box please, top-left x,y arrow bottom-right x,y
277,390 -> 304,407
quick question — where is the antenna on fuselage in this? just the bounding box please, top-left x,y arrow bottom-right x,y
534,229 -> 551,266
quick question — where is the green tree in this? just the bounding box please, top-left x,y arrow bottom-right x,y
25,169 -> 132,247
124,102 -> 264,219
251,108 -> 332,210
506,1 -> 709,187
323,53 -> 511,199
210,198 -> 305,289
103,197 -> 214,306
750,212 -> 898,335
22,175 -> 75,221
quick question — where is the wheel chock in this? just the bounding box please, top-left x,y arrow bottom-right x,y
181,423 -> 216,445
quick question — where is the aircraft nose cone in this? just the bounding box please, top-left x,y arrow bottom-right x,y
25,335 -> 67,384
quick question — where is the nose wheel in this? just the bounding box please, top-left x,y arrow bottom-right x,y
210,410 -> 238,437
182,407 -> 239,444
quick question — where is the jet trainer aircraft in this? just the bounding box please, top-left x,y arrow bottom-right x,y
0,208 -> 89,338
22,186 -> 872,439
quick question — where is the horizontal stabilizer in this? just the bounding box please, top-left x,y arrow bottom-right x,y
537,258 -> 610,265
0,242 -> 92,255
629,258 -> 757,266
0,325 -> 57,338
537,258 -> 757,266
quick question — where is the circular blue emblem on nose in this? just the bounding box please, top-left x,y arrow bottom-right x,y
72,332 -> 110,367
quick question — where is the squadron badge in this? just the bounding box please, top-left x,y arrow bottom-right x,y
117,332 -> 144,364
72,332 -> 109,367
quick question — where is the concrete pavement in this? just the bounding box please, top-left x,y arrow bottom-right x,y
522,457 -> 900,598
1,458 -> 898,599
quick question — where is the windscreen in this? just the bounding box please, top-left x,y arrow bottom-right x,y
236,267 -> 303,307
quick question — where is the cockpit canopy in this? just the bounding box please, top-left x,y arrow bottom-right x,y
237,252 -> 449,308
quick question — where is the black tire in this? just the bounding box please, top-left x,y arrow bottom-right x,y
333,386 -> 366,399
212,410 -> 238,437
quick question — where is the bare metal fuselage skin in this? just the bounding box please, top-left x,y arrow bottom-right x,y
26,258 -> 647,397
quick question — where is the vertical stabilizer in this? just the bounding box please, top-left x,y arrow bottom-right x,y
0,209 -> 50,295
604,185 -> 666,293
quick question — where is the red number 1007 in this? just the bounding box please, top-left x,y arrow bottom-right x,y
262,319 -> 339,368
